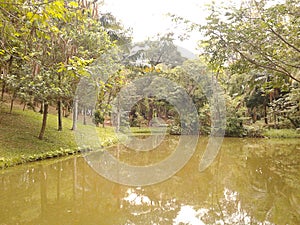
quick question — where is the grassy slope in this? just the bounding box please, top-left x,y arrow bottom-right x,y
0,104 -> 118,168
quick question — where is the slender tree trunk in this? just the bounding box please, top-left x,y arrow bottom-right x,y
252,107 -> 257,123
57,72 -> 62,131
57,99 -> 62,131
9,98 -> 14,114
9,93 -> 16,114
39,102 -> 49,140
39,102 -> 44,114
72,97 -> 78,130
264,101 -> 268,124
116,98 -> 120,132
1,66 -> 7,101
1,82 -> 5,101
148,104 -> 153,126
83,106 -> 86,125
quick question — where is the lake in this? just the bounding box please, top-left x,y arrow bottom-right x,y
0,137 -> 299,225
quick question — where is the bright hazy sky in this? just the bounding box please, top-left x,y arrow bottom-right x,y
101,0 -> 226,54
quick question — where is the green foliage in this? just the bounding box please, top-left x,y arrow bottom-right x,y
0,0 -> 122,139
129,111 -> 147,127
263,129 -> 300,138
269,82 -> 300,128
198,103 -> 211,135
180,0 -> 300,131
199,0 -> 300,83
244,125 -> 264,138
93,109 -> 104,126
225,117 -> 244,137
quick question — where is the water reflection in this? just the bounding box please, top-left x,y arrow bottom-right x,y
174,205 -> 206,225
124,188 -> 152,207
0,137 -> 299,225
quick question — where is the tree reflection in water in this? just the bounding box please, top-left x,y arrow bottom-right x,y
0,137 -> 299,225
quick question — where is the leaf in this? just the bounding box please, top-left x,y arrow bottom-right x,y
26,12 -> 33,19
69,1 -> 78,8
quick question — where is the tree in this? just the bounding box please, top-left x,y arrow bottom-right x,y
124,34 -> 187,68
170,0 -> 300,129
199,0 -> 300,83
0,0 -> 118,139
99,12 -> 132,50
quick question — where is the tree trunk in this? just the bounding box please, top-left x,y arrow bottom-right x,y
116,98 -> 120,132
1,66 -> 7,101
39,102 -> 44,114
252,107 -> 257,123
39,102 -> 49,140
9,93 -> 16,114
57,72 -> 62,131
71,97 -> 78,130
83,106 -> 86,125
9,98 -> 14,114
1,81 -> 5,101
264,102 -> 268,124
147,99 -> 153,126
57,99 -> 62,131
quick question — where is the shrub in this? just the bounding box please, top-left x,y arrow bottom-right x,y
225,117 -> 245,137
93,110 -> 104,126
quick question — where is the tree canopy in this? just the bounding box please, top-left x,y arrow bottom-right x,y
1,0 -> 299,141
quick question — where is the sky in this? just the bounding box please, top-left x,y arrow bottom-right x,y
101,0 -> 219,54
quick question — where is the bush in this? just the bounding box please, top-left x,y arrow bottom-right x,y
244,126 -> 264,138
225,117 -> 245,137
93,110 -> 104,126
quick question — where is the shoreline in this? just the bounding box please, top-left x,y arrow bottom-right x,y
0,106 -> 299,169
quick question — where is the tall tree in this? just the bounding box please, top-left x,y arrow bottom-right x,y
199,0 -> 300,83
124,34 -> 187,68
0,0 -> 117,139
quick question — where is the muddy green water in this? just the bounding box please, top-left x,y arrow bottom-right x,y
0,137 -> 299,225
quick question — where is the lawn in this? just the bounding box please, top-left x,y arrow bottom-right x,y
0,104 -> 118,168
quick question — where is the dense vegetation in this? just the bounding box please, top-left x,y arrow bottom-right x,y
0,0 -> 299,166
198,0 -> 300,133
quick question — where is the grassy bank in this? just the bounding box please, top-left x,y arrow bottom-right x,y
244,121 -> 300,138
0,105 -> 118,168
263,129 -> 300,138
1,103 -> 299,169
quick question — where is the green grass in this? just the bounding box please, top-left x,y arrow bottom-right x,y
0,105 -> 118,168
263,129 -> 300,138
1,101 -> 298,168
129,126 -> 168,135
